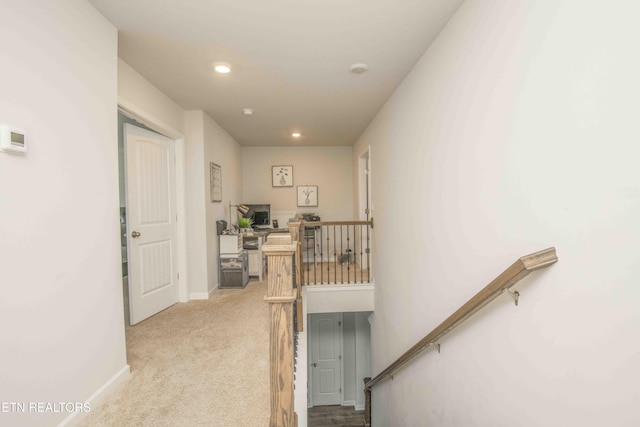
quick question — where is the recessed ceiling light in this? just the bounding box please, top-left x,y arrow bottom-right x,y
292,132 -> 301,138
242,108 -> 254,116
348,63 -> 369,74
213,64 -> 231,74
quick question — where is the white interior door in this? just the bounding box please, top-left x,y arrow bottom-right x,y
125,124 -> 179,325
310,313 -> 342,406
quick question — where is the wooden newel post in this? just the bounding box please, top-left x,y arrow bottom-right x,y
288,221 -> 301,242
263,234 -> 298,427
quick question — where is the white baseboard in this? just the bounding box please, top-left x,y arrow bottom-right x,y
355,403 -> 365,411
342,400 -> 356,407
58,364 -> 130,427
189,292 -> 211,300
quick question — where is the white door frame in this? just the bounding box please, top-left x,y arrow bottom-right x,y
358,146 -> 372,274
358,147 -> 371,222
118,104 -> 189,303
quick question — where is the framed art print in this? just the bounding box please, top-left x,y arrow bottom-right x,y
272,165 -> 293,187
297,185 -> 318,207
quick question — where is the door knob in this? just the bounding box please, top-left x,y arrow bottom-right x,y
131,231 -> 141,238
312,363 -> 317,368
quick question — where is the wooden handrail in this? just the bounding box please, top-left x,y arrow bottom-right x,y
365,247 -> 558,392
300,220 -> 373,226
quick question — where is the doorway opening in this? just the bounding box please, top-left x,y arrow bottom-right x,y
117,112 -> 180,326
358,147 -> 372,273
307,312 -> 372,412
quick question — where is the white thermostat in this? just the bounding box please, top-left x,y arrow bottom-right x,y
0,124 -> 27,154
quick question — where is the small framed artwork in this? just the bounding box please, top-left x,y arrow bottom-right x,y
210,162 -> 222,202
272,165 -> 293,187
297,185 -> 318,207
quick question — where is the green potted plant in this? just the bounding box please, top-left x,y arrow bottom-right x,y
237,217 -> 253,235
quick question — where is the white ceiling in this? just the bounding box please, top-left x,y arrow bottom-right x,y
89,0 -> 463,146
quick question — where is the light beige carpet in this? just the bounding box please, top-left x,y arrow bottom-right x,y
80,280 -> 270,427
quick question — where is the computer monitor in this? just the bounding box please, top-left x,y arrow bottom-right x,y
253,210 -> 269,226
242,204 -> 270,228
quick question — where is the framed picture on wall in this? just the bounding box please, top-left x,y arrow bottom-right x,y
272,165 -> 293,187
210,162 -> 222,202
297,185 -> 318,207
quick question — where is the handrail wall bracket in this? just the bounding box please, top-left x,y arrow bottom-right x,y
504,289 -> 520,306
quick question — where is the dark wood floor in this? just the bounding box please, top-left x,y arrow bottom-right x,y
308,405 -> 366,427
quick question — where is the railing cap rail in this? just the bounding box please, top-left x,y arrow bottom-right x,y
300,220 -> 373,226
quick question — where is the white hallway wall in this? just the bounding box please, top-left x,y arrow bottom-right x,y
184,111 -> 243,296
353,0 -> 640,426
242,146 -> 353,221
118,59 -> 185,138
0,2 -> 127,426
203,112 -> 243,293
342,312 -> 372,410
